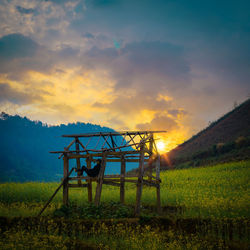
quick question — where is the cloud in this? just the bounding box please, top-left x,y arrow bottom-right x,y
0,33 -> 81,80
2,35 -> 190,131
168,109 -> 187,117
136,114 -> 178,132
16,6 -> 35,15
84,40 -> 191,94
0,0 -> 249,147
0,33 -> 38,60
82,40 -> 190,130
82,32 -> 95,39
0,82 -> 43,104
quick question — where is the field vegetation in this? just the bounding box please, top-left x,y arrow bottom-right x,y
0,161 -> 249,249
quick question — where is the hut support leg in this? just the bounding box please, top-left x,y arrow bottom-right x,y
156,154 -> 161,214
120,155 -> 126,204
63,156 -> 69,206
87,156 -> 92,202
94,156 -> 106,206
135,148 -> 144,216
148,134 -> 154,182
75,139 -> 81,185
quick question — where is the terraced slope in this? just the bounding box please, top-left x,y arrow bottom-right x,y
168,98 -> 250,159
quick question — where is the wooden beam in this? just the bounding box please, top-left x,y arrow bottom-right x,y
101,134 -> 110,149
100,133 -> 113,150
51,140 -> 150,154
94,155 -> 106,206
103,178 -> 138,183
38,168 -> 74,216
62,131 -> 167,138
86,156 -> 92,202
106,159 -> 149,162
120,155 -> 125,204
135,147 -> 144,216
104,174 -> 138,178
155,154 -> 161,214
63,156 -> 69,206
148,134 -> 154,182
103,180 -> 121,187
75,139 -> 81,185
110,134 -> 118,150
102,174 -> 120,178
58,138 -> 75,159
128,133 -> 139,149
68,176 -> 97,181
77,139 -> 89,154
66,150 -> 142,159
94,135 -> 101,149
144,172 -> 160,181
143,180 -> 158,187
68,183 -> 88,188
120,133 -> 127,146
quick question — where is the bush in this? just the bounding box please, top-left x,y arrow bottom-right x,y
53,202 -> 133,219
235,136 -> 247,148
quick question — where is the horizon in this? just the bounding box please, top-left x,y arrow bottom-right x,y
0,0 -> 249,152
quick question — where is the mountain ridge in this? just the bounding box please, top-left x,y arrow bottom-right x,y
0,112 -> 116,182
165,98 -> 250,166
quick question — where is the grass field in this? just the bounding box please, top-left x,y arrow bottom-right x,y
0,160 -> 249,218
0,161 -> 249,249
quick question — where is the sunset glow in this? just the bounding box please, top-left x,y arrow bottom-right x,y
0,0 -> 248,151
156,141 -> 166,153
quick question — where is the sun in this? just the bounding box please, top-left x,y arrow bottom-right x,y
156,141 -> 166,153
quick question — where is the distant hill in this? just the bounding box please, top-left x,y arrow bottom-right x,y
0,113 -> 126,182
165,98 -> 250,167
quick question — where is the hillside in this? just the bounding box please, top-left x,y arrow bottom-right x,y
0,113 -> 116,182
166,98 -> 250,166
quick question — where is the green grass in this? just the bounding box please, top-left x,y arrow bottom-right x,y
160,160 -> 250,218
0,160 -> 249,219
0,161 -> 249,249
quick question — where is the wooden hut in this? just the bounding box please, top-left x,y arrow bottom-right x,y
39,131 -> 165,216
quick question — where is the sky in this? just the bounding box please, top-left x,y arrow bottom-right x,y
0,0 -> 249,151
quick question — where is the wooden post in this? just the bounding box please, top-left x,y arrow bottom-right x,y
120,155 -> 126,204
156,154 -> 161,214
148,133 -> 154,182
63,156 -> 69,206
75,138 -> 81,185
94,155 -> 106,206
135,146 -> 145,216
86,156 -> 92,202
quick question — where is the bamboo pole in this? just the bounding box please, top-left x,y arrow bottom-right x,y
75,139 -> 81,185
106,159 -> 149,162
38,168 -> 74,216
103,180 -> 121,187
77,139 -> 89,153
57,150 -> 142,158
120,155 -> 126,204
63,156 -> 69,206
62,131 -> 166,138
94,155 -> 106,206
135,146 -> 145,216
68,183 -> 88,188
86,156 -> 92,202
148,133 -> 154,182
58,139 -> 75,159
156,154 -> 161,214
51,140 -> 152,155
103,178 -> 138,183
